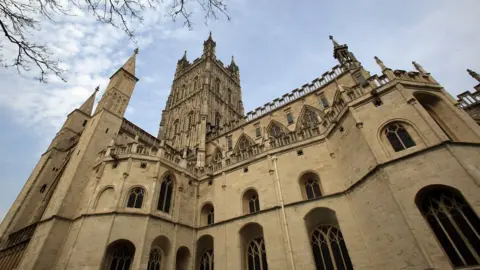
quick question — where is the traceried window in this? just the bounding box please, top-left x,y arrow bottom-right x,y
269,124 -> 283,138
305,178 -> 321,199
207,208 -> 214,225
247,238 -> 268,270
302,109 -> 319,127
147,248 -> 162,270
157,175 -> 173,213
126,187 -> 144,209
311,225 -> 353,270
199,250 -> 214,270
213,150 -> 222,163
238,136 -> 250,151
228,88 -> 232,104
385,123 -> 416,152
104,240 -> 135,270
417,186 -> 480,267
249,193 -> 260,213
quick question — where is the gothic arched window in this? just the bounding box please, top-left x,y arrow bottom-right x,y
247,237 -> 268,270
416,186 -> 480,267
157,175 -> 173,213
126,187 -> 144,209
174,119 -> 179,134
208,208 -> 214,225
104,240 -> 135,270
243,189 -> 260,214
238,136 -> 250,151
199,250 -> 214,270
213,150 -> 222,163
268,123 -> 283,138
214,78 -> 221,94
193,76 -> 199,92
311,225 -> 353,270
147,248 -> 162,270
301,108 -> 319,128
300,172 -> 322,200
228,88 -> 232,104
201,204 -> 215,226
385,123 -> 416,152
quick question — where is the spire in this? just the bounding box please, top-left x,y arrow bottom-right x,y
182,50 -> 187,60
203,31 -> 216,58
79,86 -> 99,116
467,69 -> 480,82
121,48 -> 138,76
374,56 -> 388,71
412,61 -> 427,74
329,35 -> 340,47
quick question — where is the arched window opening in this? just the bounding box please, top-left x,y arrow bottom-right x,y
126,187 -> 144,209
196,235 -> 214,270
243,189 -> 260,214
175,247 -> 191,270
213,149 -> 222,163
193,76 -> 199,92
237,135 -> 251,152
301,108 -> 319,128
240,223 -> 268,270
416,185 -> 480,267
385,123 -> 416,152
174,119 -> 180,134
157,174 -> 173,213
147,248 -> 162,270
103,240 -> 135,270
40,184 -> 47,193
182,84 -> 187,99
414,92 -> 476,142
214,78 -> 221,93
304,208 -> 353,270
200,250 -> 214,270
201,204 -> 215,226
268,123 -> 284,138
228,88 -> 232,104
299,172 -> 322,200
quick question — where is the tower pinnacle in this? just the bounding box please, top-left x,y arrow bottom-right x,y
78,86 -> 98,116
329,35 -> 340,47
374,56 -> 388,71
121,48 -> 138,77
467,69 -> 480,82
412,61 -> 427,74
329,35 -> 358,66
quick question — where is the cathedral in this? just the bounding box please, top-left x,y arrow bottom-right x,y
0,33 -> 480,270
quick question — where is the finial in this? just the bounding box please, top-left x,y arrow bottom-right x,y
182,50 -> 187,60
329,35 -> 340,47
95,85 -> 100,92
467,69 -> 480,82
374,56 -> 388,71
412,61 -> 427,74
134,48 -> 139,55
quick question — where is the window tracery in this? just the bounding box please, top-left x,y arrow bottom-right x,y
157,175 -> 173,213
385,123 -> 416,152
126,187 -> 144,209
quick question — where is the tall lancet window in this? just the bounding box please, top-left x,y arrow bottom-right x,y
247,237 -> 268,270
157,174 -> 173,213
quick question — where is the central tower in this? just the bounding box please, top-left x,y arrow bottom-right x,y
158,33 -> 244,166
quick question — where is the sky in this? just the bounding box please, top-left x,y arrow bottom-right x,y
0,0 -> 479,221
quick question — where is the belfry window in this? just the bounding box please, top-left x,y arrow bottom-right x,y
385,123 -> 416,152
126,187 -> 144,209
157,175 -> 173,213
416,186 -> 480,267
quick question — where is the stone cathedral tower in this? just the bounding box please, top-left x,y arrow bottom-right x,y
0,34 -> 480,270
158,33 -> 244,167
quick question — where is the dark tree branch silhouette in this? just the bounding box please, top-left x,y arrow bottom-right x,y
0,0 -> 229,82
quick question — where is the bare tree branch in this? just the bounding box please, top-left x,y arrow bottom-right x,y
0,0 -> 230,83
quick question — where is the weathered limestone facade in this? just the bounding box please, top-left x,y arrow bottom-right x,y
0,35 -> 479,270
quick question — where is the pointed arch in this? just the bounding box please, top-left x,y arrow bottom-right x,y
193,76 -> 199,92
102,239 -> 136,270
212,147 -> 222,163
266,120 -> 288,138
239,223 -> 268,270
233,133 -> 255,152
125,186 -> 146,209
157,172 -> 175,214
295,105 -> 323,131
95,186 -> 115,211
